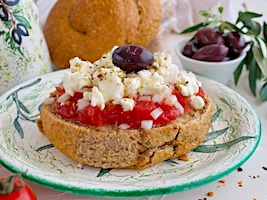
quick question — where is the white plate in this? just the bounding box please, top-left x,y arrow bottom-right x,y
0,70 -> 261,198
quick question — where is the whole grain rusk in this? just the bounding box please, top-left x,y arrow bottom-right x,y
37,94 -> 213,169
44,0 -> 162,68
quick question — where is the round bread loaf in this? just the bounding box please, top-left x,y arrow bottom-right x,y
44,0 -> 162,68
37,94 -> 213,169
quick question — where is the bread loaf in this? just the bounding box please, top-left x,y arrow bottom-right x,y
44,0 -> 162,68
37,94 -> 213,169
37,45 -> 213,169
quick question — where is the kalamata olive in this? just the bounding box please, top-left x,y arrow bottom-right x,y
12,29 -> 22,45
192,44 -> 228,62
195,27 -> 225,47
3,0 -> 20,6
182,42 -> 198,58
17,23 -> 29,36
0,5 -> 9,21
112,45 -> 154,73
225,31 -> 246,58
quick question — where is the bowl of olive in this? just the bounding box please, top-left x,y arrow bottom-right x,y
175,27 -> 247,85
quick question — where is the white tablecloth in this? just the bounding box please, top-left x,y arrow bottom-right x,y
1,1 -> 267,199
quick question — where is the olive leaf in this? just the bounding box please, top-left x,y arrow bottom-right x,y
260,82 -> 267,101
14,117 -> 24,139
263,22 -> 267,42
255,37 -> 267,58
97,168 -> 112,177
193,136 -> 255,153
211,107 -> 222,123
14,15 -> 32,29
234,57 -> 246,85
218,7 -> 224,14
180,22 -> 208,34
204,127 -> 229,142
36,144 -> 54,152
236,11 -> 262,22
253,46 -> 267,78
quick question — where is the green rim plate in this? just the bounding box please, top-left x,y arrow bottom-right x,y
0,69 -> 261,197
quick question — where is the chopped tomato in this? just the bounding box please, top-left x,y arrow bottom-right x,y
54,87 -> 204,128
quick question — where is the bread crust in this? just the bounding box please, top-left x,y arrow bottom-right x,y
44,0 -> 162,68
37,95 -> 213,169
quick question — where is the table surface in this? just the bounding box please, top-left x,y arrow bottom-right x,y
1,1 -> 267,200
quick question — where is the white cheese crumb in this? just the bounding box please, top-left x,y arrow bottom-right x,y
190,95 -> 205,110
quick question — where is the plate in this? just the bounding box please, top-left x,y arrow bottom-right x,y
0,70 -> 261,198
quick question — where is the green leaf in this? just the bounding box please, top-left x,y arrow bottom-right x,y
14,15 -> 32,29
245,44 -> 255,70
248,58 -> 258,96
13,9 -> 20,14
218,7 -> 224,14
253,46 -> 267,78
242,20 -> 261,36
199,10 -> 216,19
180,22 -> 208,34
234,57 -> 246,85
5,32 -> 10,42
260,82 -> 267,101
4,20 -> 11,28
224,21 -> 246,34
237,11 -> 262,22
204,127 -> 229,142
14,117 -> 24,139
0,31 -> 5,36
97,168 -> 112,177
164,159 -> 179,165
36,144 -> 54,152
193,136 -> 256,153
10,38 -> 15,49
18,100 -> 30,114
255,37 -> 267,58
211,108 -> 222,123
207,20 -> 219,29
263,22 -> 267,42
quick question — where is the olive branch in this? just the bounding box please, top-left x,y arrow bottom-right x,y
180,7 -> 267,101
0,0 -> 32,54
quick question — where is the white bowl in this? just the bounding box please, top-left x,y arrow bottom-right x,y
175,39 -> 247,85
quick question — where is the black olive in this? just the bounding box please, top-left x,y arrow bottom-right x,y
112,45 -> 154,73
0,5 -> 9,21
17,23 -> 29,36
12,28 -> 22,45
3,0 -> 20,7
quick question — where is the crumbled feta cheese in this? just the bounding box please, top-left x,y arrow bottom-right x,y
190,95 -> 205,110
124,77 -> 141,96
61,47 -> 205,112
117,98 -> 135,111
77,98 -> 90,111
139,85 -> 171,96
90,87 -> 105,110
165,94 -> 178,105
176,70 -> 199,96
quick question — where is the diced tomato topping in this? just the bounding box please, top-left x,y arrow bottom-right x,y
54,86 -> 204,128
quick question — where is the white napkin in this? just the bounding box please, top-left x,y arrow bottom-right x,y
161,0 -> 235,34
